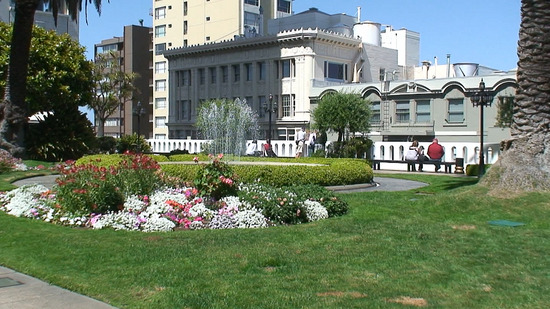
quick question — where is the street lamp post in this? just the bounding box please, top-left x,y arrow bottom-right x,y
470,79 -> 493,178
133,101 -> 145,137
263,94 -> 277,140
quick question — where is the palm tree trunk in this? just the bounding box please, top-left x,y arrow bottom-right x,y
481,0 -> 550,192
0,0 -> 40,158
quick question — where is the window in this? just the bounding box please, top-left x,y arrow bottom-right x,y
244,12 -> 260,31
184,21 -> 188,35
155,25 -> 166,38
155,117 -> 167,128
395,101 -> 410,123
155,43 -> 166,54
176,100 -> 186,120
232,64 -> 240,82
221,66 -> 228,83
447,99 -> 464,123
277,0 -> 291,13
371,101 -> 381,124
155,61 -> 166,74
155,7 -> 166,19
258,95 -> 266,117
415,100 -> 431,123
281,59 -> 294,78
155,79 -> 166,92
176,70 -> 191,86
97,43 -> 118,54
155,98 -> 167,109
245,63 -> 252,81
206,36 -> 211,41
324,61 -> 347,81
105,118 -> 120,127
496,96 -> 514,127
198,69 -> 205,85
155,134 -> 166,139
209,67 -> 217,84
282,94 -> 295,117
244,0 -> 259,5
257,62 -> 265,80
183,1 -> 188,15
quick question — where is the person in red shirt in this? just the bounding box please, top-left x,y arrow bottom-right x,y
427,138 -> 445,172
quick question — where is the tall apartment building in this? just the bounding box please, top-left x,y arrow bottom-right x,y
94,25 -> 153,138
152,0 -> 292,139
0,1 -> 79,40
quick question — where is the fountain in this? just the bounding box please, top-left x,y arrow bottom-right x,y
197,98 -> 259,156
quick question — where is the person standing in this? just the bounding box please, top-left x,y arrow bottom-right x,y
307,130 -> 317,157
295,127 -> 306,158
427,138 -> 444,172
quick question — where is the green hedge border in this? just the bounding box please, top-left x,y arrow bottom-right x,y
77,154 -> 373,187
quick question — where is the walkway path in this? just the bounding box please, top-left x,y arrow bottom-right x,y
4,173 -> 429,309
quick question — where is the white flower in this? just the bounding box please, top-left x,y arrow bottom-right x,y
233,209 -> 268,228
302,200 -> 329,222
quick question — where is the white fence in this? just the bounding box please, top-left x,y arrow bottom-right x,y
147,139 -> 501,171
148,139 -> 299,157
372,141 -> 501,172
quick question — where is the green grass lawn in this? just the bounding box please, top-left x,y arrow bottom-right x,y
0,172 -> 549,308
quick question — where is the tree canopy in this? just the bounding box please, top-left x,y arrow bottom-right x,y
312,92 -> 371,142
0,0 -> 104,158
90,51 -> 138,137
0,22 -> 96,161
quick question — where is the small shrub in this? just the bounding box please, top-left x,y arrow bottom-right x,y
55,152 -> 164,215
116,133 -> 151,154
96,136 -> 117,154
193,154 -> 238,201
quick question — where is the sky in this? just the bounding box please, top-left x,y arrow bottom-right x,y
79,0 -> 521,71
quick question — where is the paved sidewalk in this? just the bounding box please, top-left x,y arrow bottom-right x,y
0,266 -> 116,309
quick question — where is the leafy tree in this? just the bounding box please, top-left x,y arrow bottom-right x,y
482,0 -> 550,192
90,51 -> 138,137
312,92 -> 371,142
0,22 -> 95,161
0,0 -> 104,158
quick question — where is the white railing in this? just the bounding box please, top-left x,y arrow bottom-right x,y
147,139 -> 299,158
147,139 -> 502,171
372,141 -> 501,172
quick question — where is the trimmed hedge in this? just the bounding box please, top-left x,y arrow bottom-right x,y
76,154 -> 374,186
161,159 -> 373,186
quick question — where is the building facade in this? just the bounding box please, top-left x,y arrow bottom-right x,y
152,0 -> 292,139
94,25 -> 153,138
0,1 -> 79,40
162,26 -> 401,140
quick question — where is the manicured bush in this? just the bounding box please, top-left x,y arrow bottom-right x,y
76,154 -> 373,186
160,158 -> 373,186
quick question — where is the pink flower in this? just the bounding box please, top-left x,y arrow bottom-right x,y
193,156 -> 199,163
217,153 -> 224,159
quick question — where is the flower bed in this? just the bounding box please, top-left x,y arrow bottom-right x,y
0,153 -> 348,232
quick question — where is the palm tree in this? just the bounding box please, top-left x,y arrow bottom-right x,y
0,0 -> 104,158
482,0 -> 550,192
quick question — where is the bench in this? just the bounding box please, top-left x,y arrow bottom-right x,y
372,159 -> 456,173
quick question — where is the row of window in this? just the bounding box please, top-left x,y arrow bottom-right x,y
370,99 -> 465,124
157,95 -> 297,119
173,60 -> 295,88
